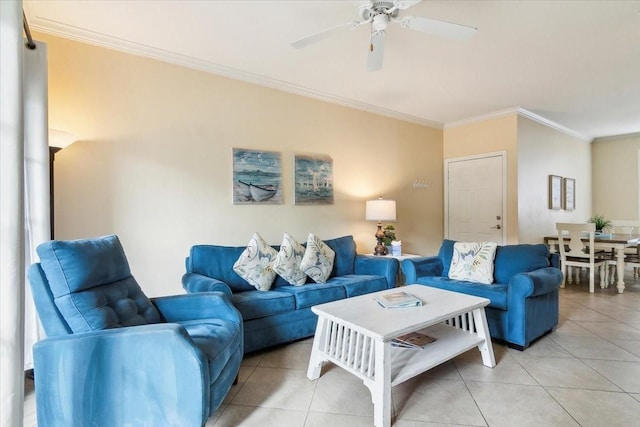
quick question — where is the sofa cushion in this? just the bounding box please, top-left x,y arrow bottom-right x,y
233,232 -> 278,291
273,232 -> 307,285
36,235 -> 161,333
279,281 -> 346,309
300,233 -> 335,283
415,276 -> 508,310
329,274 -> 389,297
494,244 -> 551,284
232,290 -> 295,321
449,242 -> 498,284
323,235 -> 356,277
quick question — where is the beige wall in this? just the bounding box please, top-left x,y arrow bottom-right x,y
592,133 -> 640,221
443,114 -> 519,243
517,116 -> 592,243
40,33 -> 444,296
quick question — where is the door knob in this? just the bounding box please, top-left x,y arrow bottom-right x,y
490,225 -> 502,229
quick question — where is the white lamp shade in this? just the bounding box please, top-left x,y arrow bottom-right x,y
48,129 -> 77,149
366,199 -> 396,221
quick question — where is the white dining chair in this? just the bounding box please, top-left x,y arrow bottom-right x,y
604,220 -> 640,283
556,222 -> 608,293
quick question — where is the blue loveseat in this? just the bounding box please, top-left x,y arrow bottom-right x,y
401,240 -> 562,350
183,235 -> 399,353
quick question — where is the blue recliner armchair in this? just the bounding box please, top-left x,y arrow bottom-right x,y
28,235 -> 243,427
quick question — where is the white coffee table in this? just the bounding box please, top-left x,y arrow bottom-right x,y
307,284 -> 495,427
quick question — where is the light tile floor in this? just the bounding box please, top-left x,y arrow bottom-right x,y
24,273 -> 640,426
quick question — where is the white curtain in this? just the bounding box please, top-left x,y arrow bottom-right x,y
1,1 -> 50,425
0,3 -> 26,425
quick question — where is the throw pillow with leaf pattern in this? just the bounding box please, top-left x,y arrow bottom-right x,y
233,232 -> 277,291
448,241 -> 498,284
300,233 -> 335,283
273,232 -> 307,285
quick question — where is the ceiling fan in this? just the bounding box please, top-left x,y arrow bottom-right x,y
291,0 -> 477,71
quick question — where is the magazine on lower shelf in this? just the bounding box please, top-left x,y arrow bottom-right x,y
373,291 -> 422,308
391,331 -> 437,349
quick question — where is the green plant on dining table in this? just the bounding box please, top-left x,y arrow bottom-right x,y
588,215 -> 612,232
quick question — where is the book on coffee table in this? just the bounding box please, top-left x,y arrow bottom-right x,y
373,291 -> 422,308
392,331 -> 437,349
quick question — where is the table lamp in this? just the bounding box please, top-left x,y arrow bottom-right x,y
366,197 -> 396,255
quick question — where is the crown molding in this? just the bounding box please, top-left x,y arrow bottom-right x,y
443,107 -> 520,129
444,107 -> 592,142
27,14 -> 442,130
516,108 -> 592,142
592,131 -> 640,142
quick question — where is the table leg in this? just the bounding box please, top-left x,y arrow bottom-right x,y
307,316 -> 328,380
615,247 -> 626,294
372,340 -> 392,427
472,308 -> 496,368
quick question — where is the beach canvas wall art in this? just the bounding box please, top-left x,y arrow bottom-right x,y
294,154 -> 333,205
233,148 -> 283,204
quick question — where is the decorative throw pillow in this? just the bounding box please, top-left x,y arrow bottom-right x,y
233,232 -> 277,291
300,233 -> 335,283
448,242 -> 498,284
273,233 -> 307,286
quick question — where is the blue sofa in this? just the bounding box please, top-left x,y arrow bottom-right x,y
28,235 -> 243,427
183,235 -> 399,353
401,240 -> 562,350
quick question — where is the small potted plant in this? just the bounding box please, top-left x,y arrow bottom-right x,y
382,224 -> 396,252
588,215 -> 612,233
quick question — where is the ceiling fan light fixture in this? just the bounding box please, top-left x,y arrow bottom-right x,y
372,14 -> 389,32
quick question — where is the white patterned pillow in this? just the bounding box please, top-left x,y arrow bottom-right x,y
300,233 -> 335,283
448,242 -> 498,285
273,233 -> 307,286
233,232 -> 277,291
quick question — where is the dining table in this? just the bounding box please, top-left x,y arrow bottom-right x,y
543,233 -> 640,293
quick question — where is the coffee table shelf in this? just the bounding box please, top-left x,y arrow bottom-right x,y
389,323 -> 484,385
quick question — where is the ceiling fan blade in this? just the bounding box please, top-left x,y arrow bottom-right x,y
393,0 -> 423,10
399,16 -> 477,41
367,31 -> 386,72
291,21 -> 362,49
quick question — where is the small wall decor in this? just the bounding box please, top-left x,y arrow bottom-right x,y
549,175 -> 562,210
232,148 -> 282,204
294,154 -> 333,205
563,177 -> 575,211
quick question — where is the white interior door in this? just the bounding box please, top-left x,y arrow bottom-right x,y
445,153 -> 505,244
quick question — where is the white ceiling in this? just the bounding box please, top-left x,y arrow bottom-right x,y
24,0 -> 640,140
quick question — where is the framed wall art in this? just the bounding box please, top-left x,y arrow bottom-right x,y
232,148 -> 282,204
294,154 -> 333,205
563,177 -> 575,211
548,175 -> 562,210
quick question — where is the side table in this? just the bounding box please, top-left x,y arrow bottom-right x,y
364,253 -> 421,286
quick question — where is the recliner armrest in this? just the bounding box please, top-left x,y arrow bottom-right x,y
401,257 -> 444,284
182,272 -> 233,297
33,323 -> 209,427
354,256 -> 399,288
152,291 -> 241,324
